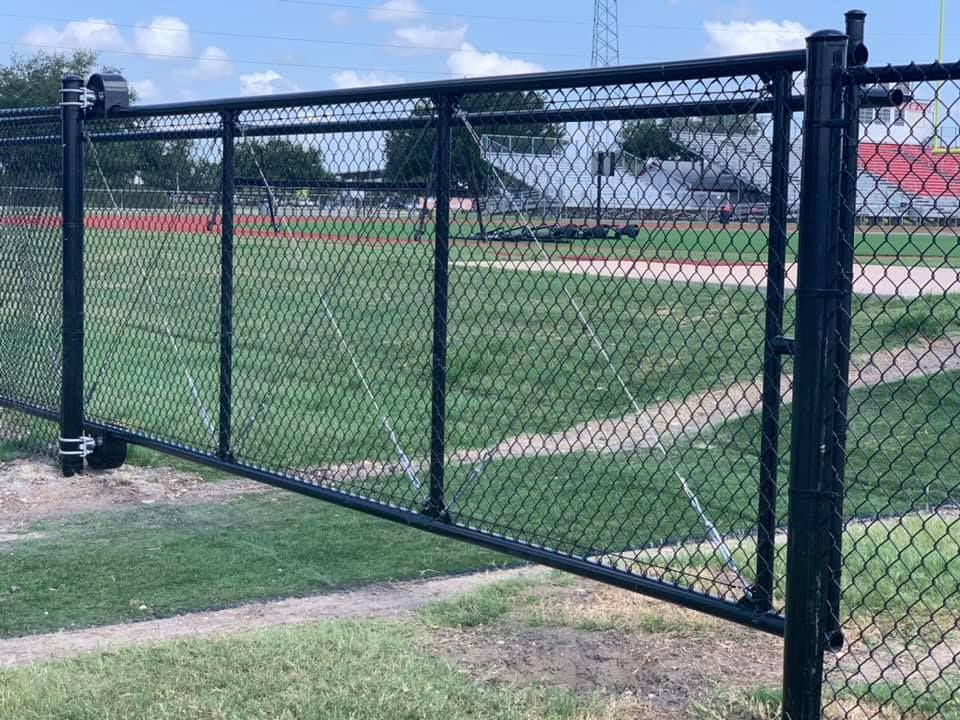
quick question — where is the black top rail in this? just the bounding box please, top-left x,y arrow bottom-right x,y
845,59 -> 960,83
0,105 -> 60,118
0,88 -> 906,149
107,50 -> 807,119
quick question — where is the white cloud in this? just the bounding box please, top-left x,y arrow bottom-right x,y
393,25 -> 467,51
330,70 -> 405,88
134,16 -> 191,58
447,43 -> 542,78
330,9 -> 352,25
703,19 -> 809,56
188,46 -> 233,80
369,0 -> 423,23
130,78 -> 158,102
20,19 -> 127,52
239,70 -> 301,96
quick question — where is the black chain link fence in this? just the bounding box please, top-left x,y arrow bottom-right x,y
2,26 -> 960,718
821,62 -> 960,720
71,64 -> 811,631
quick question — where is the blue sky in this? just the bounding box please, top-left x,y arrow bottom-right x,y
2,1 -> 955,104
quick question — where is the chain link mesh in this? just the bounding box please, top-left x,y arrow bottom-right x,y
822,64 -> 960,719
0,111 -> 62,460
65,70 -> 811,621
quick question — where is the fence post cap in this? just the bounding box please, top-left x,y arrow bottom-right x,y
807,29 -> 846,41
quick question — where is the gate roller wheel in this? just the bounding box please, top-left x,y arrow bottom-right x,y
86,433 -> 128,470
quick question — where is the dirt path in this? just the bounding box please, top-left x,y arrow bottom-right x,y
0,566 -> 546,668
0,460 -> 268,531
456,257 -> 960,298
310,335 -> 960,486
2,552 -> 953,714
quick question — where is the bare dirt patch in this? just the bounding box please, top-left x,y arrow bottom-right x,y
0,459 -> 269,530
433,580 -> 783,718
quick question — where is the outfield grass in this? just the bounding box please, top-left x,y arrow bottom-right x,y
2,225 -> 958,579
5,226 -> 958,468
0,494 -> 509,638
260,212 -> 960,264
2,221 -> 958,635
243,213 -> 960,265
618,370 -> 960,622
384,369 -> 960,560
246,212 -> 960,264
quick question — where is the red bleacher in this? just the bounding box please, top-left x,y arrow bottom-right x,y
858,143 -> 960,199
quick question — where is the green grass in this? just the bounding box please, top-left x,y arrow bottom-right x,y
840,515 -> 960,624
253,213 -> 960,265
3,354 -> 957,639
835,679 -> 960,720
2,222 -> 959,638
0,494 -> 510,638
460,218 -> 960,265
0,620 -> 603,720
659,513 -> 960,630
624,368 -> 960,617
362,367 -> 960,559
417,579 -> 533,629
5,225 -> 958,474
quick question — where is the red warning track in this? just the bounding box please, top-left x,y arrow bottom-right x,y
0,213 -> 430,246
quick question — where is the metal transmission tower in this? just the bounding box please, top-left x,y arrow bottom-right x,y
589,0 -> 620,224
591,0 -> 620,67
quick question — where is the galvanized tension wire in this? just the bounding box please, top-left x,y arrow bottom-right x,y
0,182 -> 61,391
457,96 -> 767,594
85,132 -> 218,441
232,119 -> 422,493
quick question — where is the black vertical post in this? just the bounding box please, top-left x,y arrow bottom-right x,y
474,187 -> 486,240
426,93 -> 453,520
825,8 -> 867,651
753,69 -> 793,613
218,111 -> 235,461
782,29 -> 848,720
60,75 -> 86,477
596,157 -> 603,227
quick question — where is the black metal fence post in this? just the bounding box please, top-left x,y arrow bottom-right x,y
59,75 -> 86,477
218,110 -> 235,461
824,8 -> 867,651
426,93 -> 453,520
753,68 -> 793,613
782,29 -> 848,720
596,167 -> 603,226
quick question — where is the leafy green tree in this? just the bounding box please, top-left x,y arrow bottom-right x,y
0,50 -> 100,108
383,91 -> 563,196
0,52 -> 107,189
619,121 -> 698,161
234,138 -> 331,186
0,50 -> 225,202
